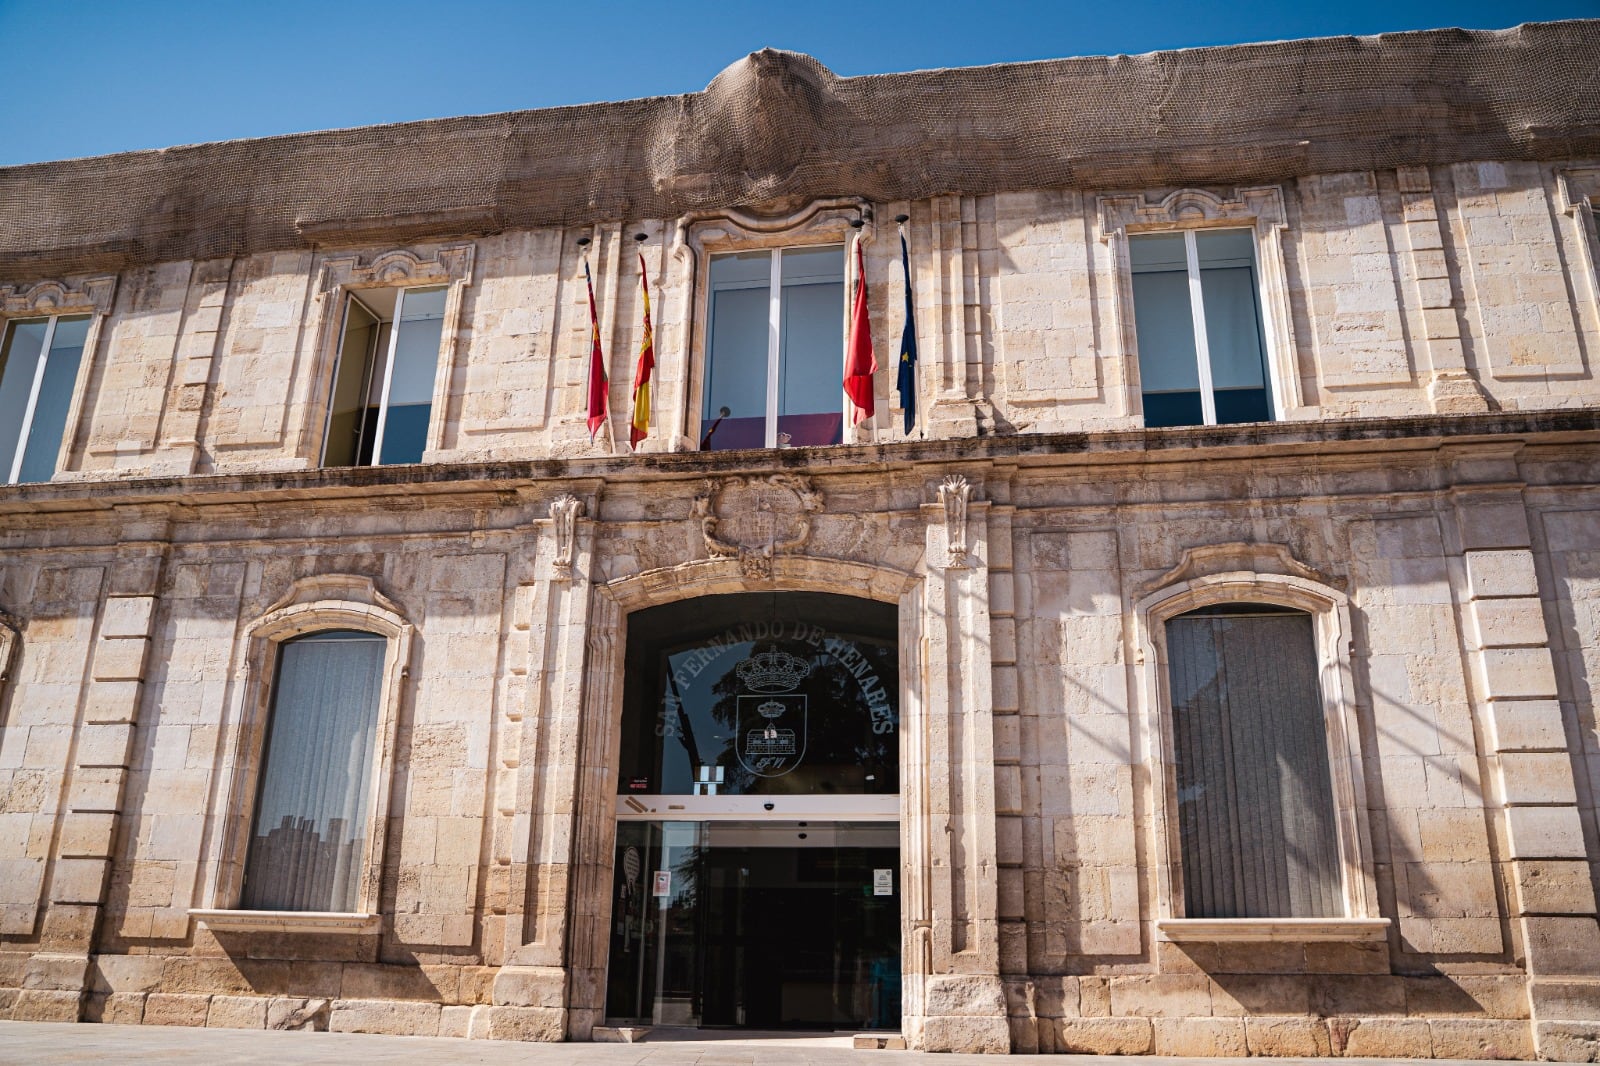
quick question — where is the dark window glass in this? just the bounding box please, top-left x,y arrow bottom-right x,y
701,248 -> 845,451
1130,230 -> 1274,428
619,593 -> 897,797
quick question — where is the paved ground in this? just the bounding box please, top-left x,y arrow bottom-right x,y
0,1022 -> 1485,1066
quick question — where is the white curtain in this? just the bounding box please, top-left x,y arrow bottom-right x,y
1167,609 -> 1342,918
241,630 -> 386,912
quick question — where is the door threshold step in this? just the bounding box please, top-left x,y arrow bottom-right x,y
593,1026 -> 650,1043
853,1033 -> 907,1050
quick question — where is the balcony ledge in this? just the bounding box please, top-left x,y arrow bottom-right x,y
189,908 -> 381,935
1157,917 -> 1390,943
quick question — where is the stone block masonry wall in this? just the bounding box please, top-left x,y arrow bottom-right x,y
0,430 -> 1596,1055
13,164 -> 1600,484
1,161 -> 1600,1055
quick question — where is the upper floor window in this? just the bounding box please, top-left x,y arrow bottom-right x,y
1130,230 -> 1272,428
322,286 -> 447,467
0,314 -> 90,483
701,246 -> 845,451
240,629 -> 387,912
1166,603 -> 1340,918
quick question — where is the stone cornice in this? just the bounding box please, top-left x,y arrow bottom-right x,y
4,21 -> 1600,278
0,410 -> 1594,519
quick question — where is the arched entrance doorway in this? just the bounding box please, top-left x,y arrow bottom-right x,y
604,592 -> 901,1031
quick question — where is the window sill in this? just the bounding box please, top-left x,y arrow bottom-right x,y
1156,917 -> 1390,943
189,908 -> 382,935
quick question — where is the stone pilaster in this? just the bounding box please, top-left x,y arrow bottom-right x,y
923,196 -> 985,439
912,473 -> 1009,1053
12,505 -> 171,1023
480,486 -> 599,1042
157,258 -> 235,475
1447,449 -> 1600,1061
1394,167 -> 1490,414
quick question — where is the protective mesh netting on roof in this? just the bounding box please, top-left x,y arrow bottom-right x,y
3,21 -> 1599,279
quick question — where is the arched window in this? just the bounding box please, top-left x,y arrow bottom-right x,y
240,629 -> 387,912
1166,603 -> 1340,918
1136,549 -> 1386,941
193,575 -> 411,933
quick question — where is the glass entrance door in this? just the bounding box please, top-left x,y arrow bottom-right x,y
607,592 -> 903,1032
606,820 -> 900,1030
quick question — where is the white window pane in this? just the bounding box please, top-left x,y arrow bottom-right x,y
1130,270 -> 1200,392
778,246 -> 844,447
1129,234 -> 1205,428
16,316 -> 90,483
0,318 -> 49,481
779,245 -> 844,283
242,630 -> 386,913
384,288 -> 446,406
325,299 -> 380,467
377,287 -> 446,465
1195,228 -> 1256,269
704,253 -> 772,450
1130,232 -> 1189,272
1197,231 -> 1272,424
1199,267 -> 1268,391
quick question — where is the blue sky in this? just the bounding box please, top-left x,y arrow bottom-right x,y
2,0 -> 1595,166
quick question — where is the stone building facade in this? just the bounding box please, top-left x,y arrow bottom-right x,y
3,20 -> 1600,1060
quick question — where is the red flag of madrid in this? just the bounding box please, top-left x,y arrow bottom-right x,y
843,239 -> 877,424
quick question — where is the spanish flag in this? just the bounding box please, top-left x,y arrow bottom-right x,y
583,259 -> 608,442
629,253 -> 654,450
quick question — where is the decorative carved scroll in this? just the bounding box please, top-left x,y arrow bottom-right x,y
0,276 -> 117,317
1096,186 -> 1287,237
695,474 -> 823,579
315,244 -> 475,294
938,475 -> 973,569
549,494 -> 585,581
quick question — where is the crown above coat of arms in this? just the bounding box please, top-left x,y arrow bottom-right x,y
735,650 -> 810,692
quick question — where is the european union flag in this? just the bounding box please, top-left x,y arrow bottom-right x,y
896,230 -> 918,436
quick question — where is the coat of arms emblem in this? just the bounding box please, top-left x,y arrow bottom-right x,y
734,649 -> 810,777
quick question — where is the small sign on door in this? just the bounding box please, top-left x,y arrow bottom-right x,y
652,870 -> 672,898
873,868 -> 893,896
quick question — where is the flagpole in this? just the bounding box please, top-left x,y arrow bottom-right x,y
602,234 -> 619,456
578,236 -> 593,442
631,230 -> 652,453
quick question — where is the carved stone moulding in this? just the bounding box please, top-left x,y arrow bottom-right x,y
694,474 -> 823,580
549,493 -> 585,581
0,276 -> 117,317
315,244 -> 476,295
1096,185 -> 1288,237
937,475 -> 973,569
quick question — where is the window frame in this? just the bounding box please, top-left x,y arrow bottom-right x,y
193,575 -> 412,935
0,276 -> 116,485
702,245 -> 848,450
1133,550 -> 1386,942
303,245 -> 474,470
1099,188 -> 1300,428
320,284 -> 450,467
679,200 -> 871,452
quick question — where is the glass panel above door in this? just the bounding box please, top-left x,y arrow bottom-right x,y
619,593 -> 898,797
